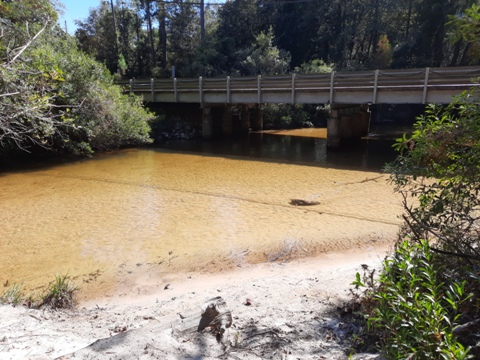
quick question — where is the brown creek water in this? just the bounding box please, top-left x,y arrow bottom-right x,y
0,130 -> 403,300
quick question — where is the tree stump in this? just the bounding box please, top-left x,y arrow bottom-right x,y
197,296 -> 232,340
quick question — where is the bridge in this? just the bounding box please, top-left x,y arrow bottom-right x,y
120,66 -> 480,147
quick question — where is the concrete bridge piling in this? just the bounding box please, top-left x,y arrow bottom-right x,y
202,102 -> 369,148
327,104 -> 370,148
201,104 -> 265,139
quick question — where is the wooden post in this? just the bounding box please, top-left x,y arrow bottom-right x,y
199,76 -> 203,107
151,78 -> 155,102
291,73 -> 296,104
174,78 -> 178,102
373,70 -> 379,104
329,71 -> 335,104
422,67 -> 430,104
257,75 -> 262,104
226,76 -> 231,104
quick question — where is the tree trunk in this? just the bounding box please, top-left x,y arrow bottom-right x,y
145,0 -> 156,70
158,2 -> 167,70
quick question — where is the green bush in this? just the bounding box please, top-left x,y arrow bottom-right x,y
0,12 -> 154,161
366,240 -> 471,359
29,36 -> 154,155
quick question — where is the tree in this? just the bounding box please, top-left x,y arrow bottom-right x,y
1,0 -> 153,161
140,0 -> 156,70
167,0 -> 201,77
0,0 -> 67,155
372,35 -> 392,69
237,27 -> 290,76
75,2 -> 119,74
215,0 -> 266,73
448,3 -> 480,64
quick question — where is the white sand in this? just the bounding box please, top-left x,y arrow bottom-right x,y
0,245 -> 392,360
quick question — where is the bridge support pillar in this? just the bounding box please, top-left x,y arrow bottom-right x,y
251,105 -> 264,131
202,107 -> 213,139
241,105 -> 250,135
327,110 -> 341,148
327,104 -> 370,148
222,106 -> 233,136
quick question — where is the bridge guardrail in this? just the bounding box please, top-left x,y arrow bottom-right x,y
119,66 -> 480,104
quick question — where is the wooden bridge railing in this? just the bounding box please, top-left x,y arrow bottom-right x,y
118,66 -> 480,105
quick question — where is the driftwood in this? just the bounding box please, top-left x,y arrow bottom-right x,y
289,199 -> 320,206
198,296 -> 232,340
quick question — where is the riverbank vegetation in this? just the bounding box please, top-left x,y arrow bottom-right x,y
350,87 -> 480,358
1,274 -> 77,310
0,1 -> 154,164
343,6 -> 480,358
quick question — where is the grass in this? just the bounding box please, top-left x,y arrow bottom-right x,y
40,274 -> 78,310
0,283 -> 24,306
0,274 -> 78,310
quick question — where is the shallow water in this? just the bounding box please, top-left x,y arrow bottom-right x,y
0,130 -> 402,299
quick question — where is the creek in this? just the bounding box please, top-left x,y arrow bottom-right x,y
0,128 -> 403,300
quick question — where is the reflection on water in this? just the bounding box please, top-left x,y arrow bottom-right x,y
157,130 -> 398,172
0,128 -> 403,300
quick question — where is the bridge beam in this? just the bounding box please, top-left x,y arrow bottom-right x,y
327,104 -> 370,148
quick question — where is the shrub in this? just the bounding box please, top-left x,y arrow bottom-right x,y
366,240 -> 471,359
386,89 -> 480,273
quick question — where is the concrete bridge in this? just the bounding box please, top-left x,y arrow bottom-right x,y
120,66 -> 480,147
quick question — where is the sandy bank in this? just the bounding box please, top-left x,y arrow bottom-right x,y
0,244 -> 393,360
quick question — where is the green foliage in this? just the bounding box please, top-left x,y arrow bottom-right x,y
40,274 -> 78,310
448,4 -> 480,64
167,0 -> 201,77
386,89 -> 480,265
118,53 -> 127,75
367,240 -> 471,359
294,59 -> 333,74
379,87 -> 480,358
0,4 -> 153,161
76,0 -> 477,77
238,27 -> 291,76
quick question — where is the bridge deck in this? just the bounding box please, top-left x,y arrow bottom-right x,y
120,66 -> 480,105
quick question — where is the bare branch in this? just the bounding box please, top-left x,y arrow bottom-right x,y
0,92 -> 20,97
8,20 -> 49,65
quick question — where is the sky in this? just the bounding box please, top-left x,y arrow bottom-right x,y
57,0 -> 101,34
